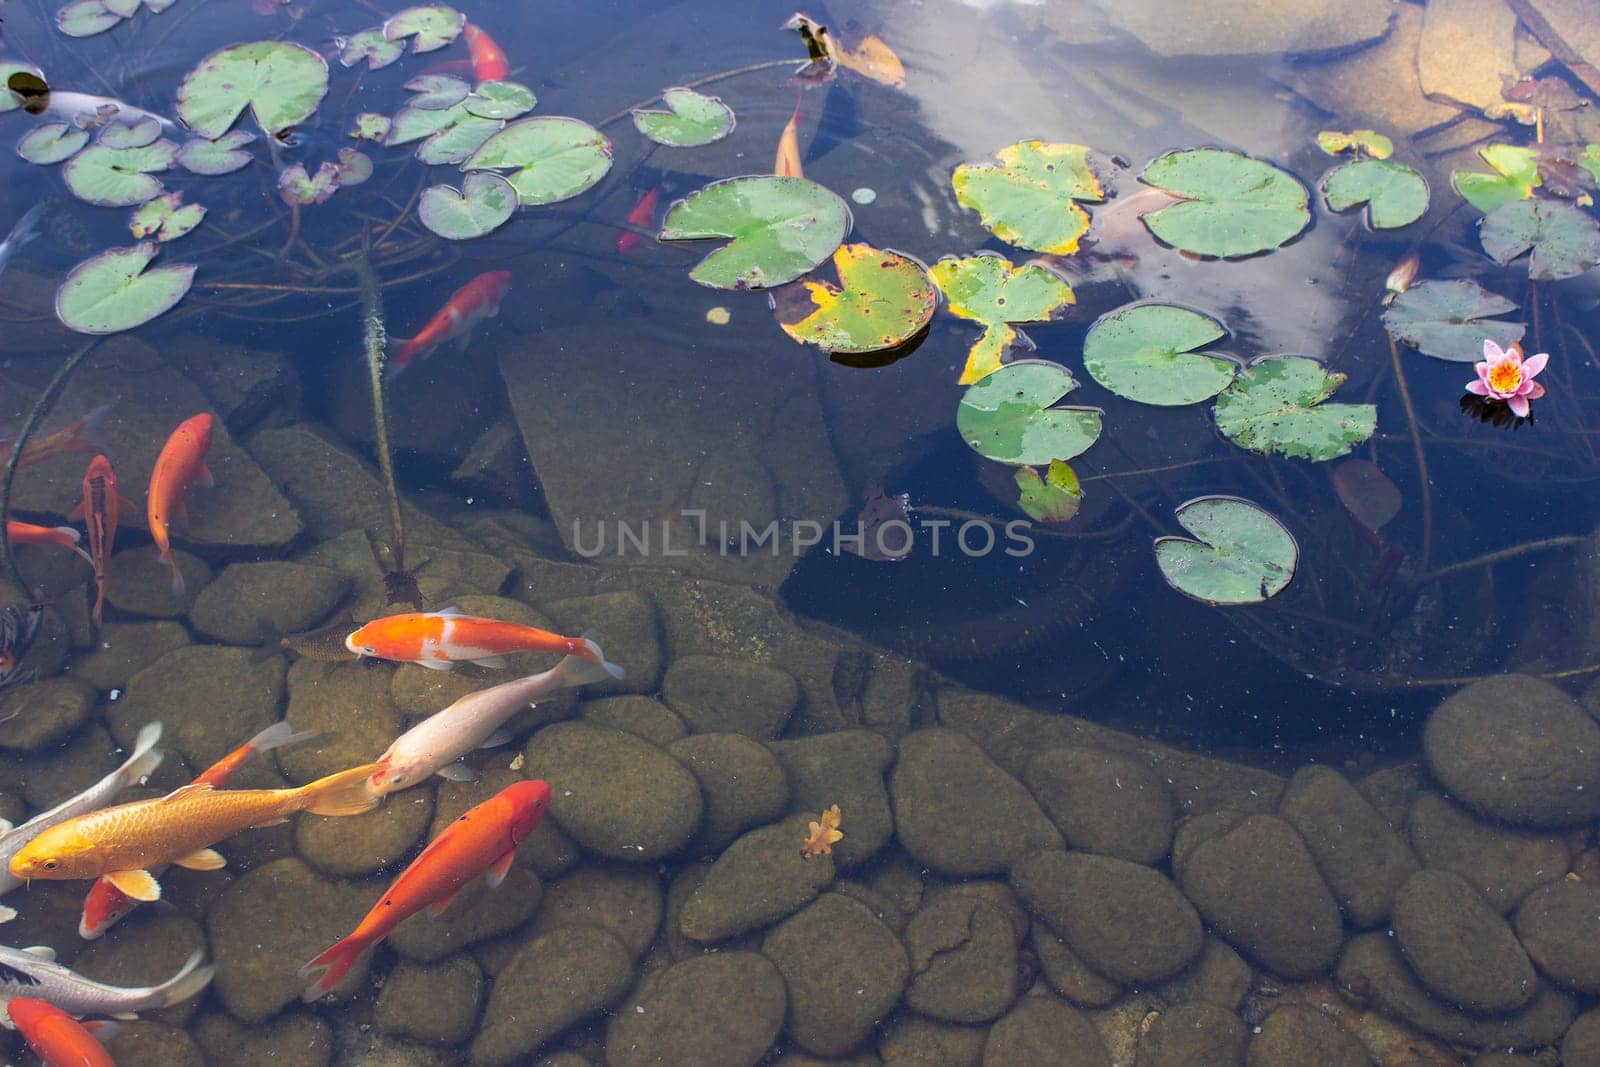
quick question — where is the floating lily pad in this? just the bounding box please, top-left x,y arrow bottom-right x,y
383,5 -> 465,53
951,141 -> 1103,255
1479,199 -> 1600,280
462,116 -> 612,205
404,74 -> 470,110
1316,130 -> 1393,159
1081,302 -> 1235,406
335,148 -> 372,185
129,192 -> 204,241
418,172 -> 516,240
55,243 -> 194,334
1015,460 -> 1082,523
387,100 -> 502,165
97,116 -> 161,149
464,81 -> 537,120
56,0 -> 123,37
351,113 -> 391,141
178,41 -> 329,139
63,139 -> 177,206
657,175 -> 850,290
930,254 -> 1074,384
176,131 -> 255,175
632,87 -> 735,147
17,122 -> 89,165
1381,279 -> 1525,363
1,63 -> 44,115
1451,144 -> 1540,214
956,360 -> 1103,466
1155,495 -> 1297,606
1321,159 -> 1428,229
1213,356 -> 1376,462
338,27 -> 405,71
278,162 -> 340,206
777,244 -> 937,354
1140,148 -> 1310,258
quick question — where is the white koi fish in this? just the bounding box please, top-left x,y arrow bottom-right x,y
0,945 -> 212,1026
0,206 -> 40,280
38,91 -> 177,131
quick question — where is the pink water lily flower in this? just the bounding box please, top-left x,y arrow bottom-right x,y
1466,339 -> 1547,418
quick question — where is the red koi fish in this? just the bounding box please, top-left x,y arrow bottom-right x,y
775,102 -> 804,178
69,455 -> 134,627
345,608 -> 621,674
0,404 -> 110,472
300,779 -> 551,1001
462,23 -> 510,83
390,270 -> 511,373
5,520 -> 92,566
616,186 -> 661,254
8,997 -> 116,1067
147,413 -> 213,600
78,720 -> 314,940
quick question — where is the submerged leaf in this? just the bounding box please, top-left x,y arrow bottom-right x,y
55,243 -> 195,334
277,162 -> 340,206
351,113 -> 392,141
176,131 -> 255,175
63,139 -> 177,206
1331,459 -> 1401,535
776,244 -> 937,354
632,87 -> 735,147
952,141 -> 1103,255
1155,495 -> 1297,606
178,41 -> 329,139
1015,460 -> 1082,523
1139,148 -> 1310,258
1451,144 -> 1540,214
418,172 -> 517,240
335,148 -> 372,185
129,191 -> 204,241
1213,356 -> 1376,462
16,122 -> 90,165
463,116 -> 612,204
1081,302 -> 1234,406
1479,199 -> 1600,280
956,360 -> 1103,466
1321,159 -> 1428,229
383,5 -> 466,53
658,175 -> 850,290
338,27 -> 405,71
930,254 -> 1074,384
1381,279 -> 1524,363
1316,129 -> 1394,159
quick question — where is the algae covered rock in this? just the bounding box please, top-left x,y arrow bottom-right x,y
0,676 -> 93,751
296,785 -> 434,878
470,924 -> 633,1065
662,654 -> 799,740
279,658 -> 401,783
528,863 -> 662,957
1134,1002 -> 1247,1067
604,951 -> 787,1067
1406,791 -> 1568,913
192,1011 -> 333,1067
680,814 -> 835,942
585,695 -> 687,746
1279,764 -> 1419,927
1247,1005 -> 1369,1067
188,561 -> 349,645
1515,879 -> 1600,993
1392,868 -> 1536,1013
70,620 -> 189,692
982,996 -> 1112,1067
903,895 -> 1018,1023
102,1022 -> 204,1067
374,956 -> 485,1047
667,732 -> 791,852
545,591 -> 663,695
1023,745 -> 1173,865
110,645 -> 284,769
104,546 -> 212,618
770,729 -> 894,870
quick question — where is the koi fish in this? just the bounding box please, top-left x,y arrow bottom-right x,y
616,186 -> 661,254
299,779 -> 550,1001
345,608 -> 623,674
37,91 -> 178,132
8,996 -> 116,1065
775,102 -> 804,178
462,23 -> 510,83
77,721 -> 314,940
0,945 -> 212,1028
4,521 -> 92,567
147,413 -> 213,601
69,455 -> 134,627
0,206 -> 41,280
10,761 -> 379,902
390,270 -> 511,373
0,404 -> 111,473
0,604 -> 45,695
369,649 -> 618,794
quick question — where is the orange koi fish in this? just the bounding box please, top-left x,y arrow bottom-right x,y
8,997 -> 116,1066
0,404 -> 110,472
616,186 -> 660,254
5,520 -> 92,567
69,455 -> 134,627
776,103 -> 804,178
78,721 -> 315,940
147,413 -> 213,601
345,608 -> 621,674
462,23 -> 510,83
390,270 -> 511,372
300,779 -> 550,1001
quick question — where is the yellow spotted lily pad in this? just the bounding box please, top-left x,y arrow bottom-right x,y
930,254 -> 1074,384
952,141 -> 1103,255
777,244 -> 937,354
1015,460 -> 1082,523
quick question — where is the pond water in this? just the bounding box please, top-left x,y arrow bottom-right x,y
0,0 -> 1599,1064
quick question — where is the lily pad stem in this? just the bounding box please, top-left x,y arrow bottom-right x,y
351,255 -> 407,577
1386,333 -> 1432,571
1415,534 -> 1585,588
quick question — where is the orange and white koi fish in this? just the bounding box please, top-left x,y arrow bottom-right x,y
77,721 -> 315,940
147,413 -> 213,601
300,779 -> 550,1001
462,23 -> 510,83
8,997 -> 116,1064
0,947 -> 210,1029
5,521 -> 92,567
69,455 -> 134,627
345,608 -> 623,674
616,186 -> 660,254
391,270 -> 511,372
775,103 -> 804,178
0,404 -> 110,473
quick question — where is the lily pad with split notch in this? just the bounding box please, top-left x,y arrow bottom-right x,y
418,173 -> 516,240
55,243 -> 195,334
1451,144 -> 1540,214
1015,460 -> 1082,523
17,123 -> 89,165
129,192 -> 204,242
1154,495 -> 1297,606
383,5 -> 466,54
177,41 -> 329,139
277,162 -> 340,206
930,253 -> 1074,384
462,116 -> 612,205
1081,302 -> 1235,406
388,101 -> 502,166
632,87 -> 735,147
63,139 -> 177,206
338,27 -> 405,71
1381,279 -> 1524,363
1139,148 -> 1310,258
956,360 -> 1103,466
1316,130 -> 1394,159
463,81 -> 537,121
951,141 -> 1103,255
176,131 -> 255,176
1213,355 -> 1376,462
336,149 -> 372,186
56,0 -> 123,37
1321,159 -> 1428,230
658,175 -> 850,290
404,74 -> 470,111
97,117 -> 161,150
1479,199 -> 1600,281
776,244 -> 937,354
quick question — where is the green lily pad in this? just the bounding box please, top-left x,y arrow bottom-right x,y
956,360 -> 1103,466
97,116 -> 161,149
463,116 -> 612,205
657,175 -> 850,290
336,148 -> 372,185
1316,129 -> 1394,159
1081,302 -> 1235,406
1140,148 -> 1311,258
1,64 -> 45,115
278,162 -> 340,206
1451,144 -> 1540,214
56,0 -> 123,37
55,243 -> 195,335
387,100 -> 502,165
63,139 -> 177,206
351,113 -> 392,141
338,27 -> 405,71
951,141 -> 1103,255
129,191 -> 204,241
1381,279 -> 1525,363
1015,460 -> 1082,523
1154,495 -> 1298,606
17,122 -> 89,165
176,131 -> 254,175
776,244 -> 937,354
387,102 -> 462,145
464,81 -> 537,120
1580,144 -> 1600,187
404,74 -> 470,110
418,172 -> 516,240
383,5 -> 465,54
632,87 -> 735,147
1479,199 -> 1600,280
1321,159 -> 1428,229
178,41 -> 329,139
930,254 -> 1074,384
1213,356 -> 1376,462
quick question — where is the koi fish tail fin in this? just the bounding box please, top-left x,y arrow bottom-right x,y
155,951 -> 215,1009
56,527 -> 94,568
386,339 -> 417,375
121,722 -> 165,785
243,720 -> 320,756
5,205 -> 42,251
72,404 -> 114,454
163,552 -> 185,601
301,762 -> 383,817
299,934 -> 372,1002
559,636 -> 624,686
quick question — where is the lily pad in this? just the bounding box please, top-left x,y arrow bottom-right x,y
1316,129 -> 1394,159
1321,159 -> 1428,229
17,122 -> 89,165
1081,302 -> 1235,406
176,131 -> 255,175
632,87 -> 735,147
1,63 -> 45,115
177,41 -> 329,139
951,141 -> 1103,255
387,101 -> 502,165
55,243 -> 195,335
1479,199 -> 1600,280
418,172 -> 516,240
335,148 -> 372,185
1154,495 -> 1298,606
1381,279 -> 1525,363
97,116 -> 161,149
1015,460 -> 1082,523
383,5 -> 465,54
56,0 -> 123,37
1451,144 -> 1540,214
930,254 -> 1074,384
1140,148 -> 1310,258
129,192 -> 204,242
63,139 -> 177,206
956,360 -> 1103,466
404,74 -> 470,110
657,175 -> 850,290
463,81 -> 537,120
278,162 -> 340,206
462,116 -> 612,205
776,244 -> 937,353
338,27 -> 405,71
351,113 -> 392,141
1213,356 -> 1376,462
1332,459 -> 1401,534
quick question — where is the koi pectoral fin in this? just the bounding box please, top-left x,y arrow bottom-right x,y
486,851 -> 514,889
172,848 -> 226,871
426,887 -> 462,919
106,869 -> 161,902
195,464 -> 214,490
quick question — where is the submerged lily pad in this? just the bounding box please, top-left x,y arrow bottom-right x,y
56,0 -> 123,37
338,27 -> 406,71
658,175 -> 850,290
632,87 -> 735,147
1081,302 -> 1234,406
176,131 -> 255,175
956,360 -> 1103,466
17,122 -> 89,165
63,139 -> 177,206
1332,459 -> 1401,534
1213,356 -> 1376,462
129,192 -> 204,242
930,254 -> 1074,384
1015,460 -> 1082,523
1322,159 -> 1428,229
55,243 -> 194,334
1452,144 -> 1540,214
463,81 -> 537,120
1479,199 -> 1600,280
951,141 -> 1103,255
97,116 -> 161,149
384,5 -> 465,53
777,244 -> 937,353
1155,495 -> 1297,606
462,116 -> 612,204
404,74 -> 470,110
1,63 -> 45,115
1381,279 -> 1525,363
178,41 -> 329,139
335,148 -> 372,185
1316,129 -> 1394,159
351,113 -> 392,141
1140,148 -> 1310,258
418,172 -> 517,240
278,162 -> 340,206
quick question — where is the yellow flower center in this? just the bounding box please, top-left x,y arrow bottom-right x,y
1487,361 -> 1523,393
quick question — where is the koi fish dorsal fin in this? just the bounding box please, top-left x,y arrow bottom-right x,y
172,848 -> 225,871
21,946 -> 54,961
161,782 -> 215,803
434,606 -> 463,616
195,463 -> 214,490
106,869 -> 160,902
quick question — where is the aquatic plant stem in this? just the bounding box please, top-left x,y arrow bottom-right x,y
595,59 -> 800,129
351,256 -> 408,583
1415,535 -> 1585,587
1386,334 -> 1433,572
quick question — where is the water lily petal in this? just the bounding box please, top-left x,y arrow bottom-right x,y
1464,379 -> 1491,396
1508,393 -> 1530,418
1522,351 -> 1549,378
1482,338 -> 1506,360
1473,360 -> 1492,382
1525,380 -> 1546,400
